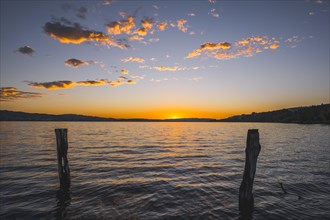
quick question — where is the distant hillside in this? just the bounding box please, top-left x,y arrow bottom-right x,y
0,110 -> 116,121
0,110 -> 215,122
219,104 -> 330,124
1,104 -> 329,123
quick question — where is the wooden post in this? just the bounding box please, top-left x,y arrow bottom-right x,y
239,129 -> 261,218
55,128 -> 70,188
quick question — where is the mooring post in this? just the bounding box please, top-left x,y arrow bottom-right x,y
55,128 -> 70,188
239,129 -> 261,218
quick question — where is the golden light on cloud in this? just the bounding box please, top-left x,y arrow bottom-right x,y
0,87 -> 43,101
107,16 -> 135,35
177,19 -> 188,32
28,80 -> 76,90
121,69 -> 129,74
186,36 -> 280,60
157,21 -> 167,31
76,79 -> 107,86
121,57 -> 145,63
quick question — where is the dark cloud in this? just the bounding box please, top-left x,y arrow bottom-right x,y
61,3 -> 88,19
77,7 -> 88,19
16,46 -> 34,55
76,79 -> 107,86
28,80 -> 75,90
0,87 -> 43,101
65,58 -> 89,68
43,21 -> 127,49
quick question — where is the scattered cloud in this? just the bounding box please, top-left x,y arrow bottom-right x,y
141,17 -> 154,30
28,80 -> 75,90
119,11 -> 126,18
186,42 -> 231,58
149,38 -> 159,43
76,79 -> 107,86
157,21 -> 167,31
107,16 -> 135,35
209,0 -> 217,3
44,21 -> 126,49
103,0 -> 113,5
65,58 -> 90,68
136,28 -> 148,36
210,8 -> 220,18
129,35 -> 144,41
140,65 -> 179,72
121,57 -> 145,63
186,36 -> 280,60
121,69 -> 129,74
0,87 -> 44,101
190,77 -> 203,81
188,13 -> 196,17
127,79 -> 136,84
177,19 -> 188,33
16,46 -> 34,55
153,5 -> 159,10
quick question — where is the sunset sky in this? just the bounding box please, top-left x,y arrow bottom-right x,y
1,0 -> 329,119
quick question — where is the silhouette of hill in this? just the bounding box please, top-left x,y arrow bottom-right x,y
219,104 -> 330,124
1,104 -> 329,124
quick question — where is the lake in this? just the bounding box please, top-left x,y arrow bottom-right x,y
0,122 -> 329,219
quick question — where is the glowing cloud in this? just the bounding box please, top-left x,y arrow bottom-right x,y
141,18 -> 154,29
16,46 -> 34,55
121,57 -> 145,63
177,19 -> 188,33
65,58 -> 89,68
136,28 -> 148,36
76,79 -> 107,86
157,21 -> 167,31
43,21 -> 126,49
129,35 -> 144,41
0,87 -> 43,101
121,69 -> 129,74
107,16 -> 135,35
28,80 -> 76,90
186,36 -> 280,60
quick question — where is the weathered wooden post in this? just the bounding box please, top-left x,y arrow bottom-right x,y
55,128 -> 70,188
239,129 -> 261,218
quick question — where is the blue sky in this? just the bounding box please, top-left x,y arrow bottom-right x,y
1,0 -> 329,119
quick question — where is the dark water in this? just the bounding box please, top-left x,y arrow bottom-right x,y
0,122 -> 329,219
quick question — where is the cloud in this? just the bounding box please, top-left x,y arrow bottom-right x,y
65,58 -> 90,68
141,18 -> 154,30
209,0 -> 217,3
0,87 -> 43,101
210,8 -> 220,18
43,21 -> 126,49
129,35 -> 144,41
121,69 -> 129,74
188,13 -> 196,17
121,57 -> 145,63
177,19 -> 188,33
76,79 -> 107,86
136,28 -> 148,36
186,36 -> 280,60
127,80 -> 136,84
190,77 -> 203,81
77,6 -> 88,19
186,42 -> 231,58
107,16 -> 135,35
103,0 -> 113,5
28,80 -> 75,90
16,46 -> 34,55
157,21 -> 167,31
140,65 -> 179,72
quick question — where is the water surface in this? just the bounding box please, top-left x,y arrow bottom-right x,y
0,122 -> 329,219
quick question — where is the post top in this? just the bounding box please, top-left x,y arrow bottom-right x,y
55,128 -> 68,131
248,129 -> 258,132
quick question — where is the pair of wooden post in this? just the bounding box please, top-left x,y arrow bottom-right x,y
53,128 -> 260,218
